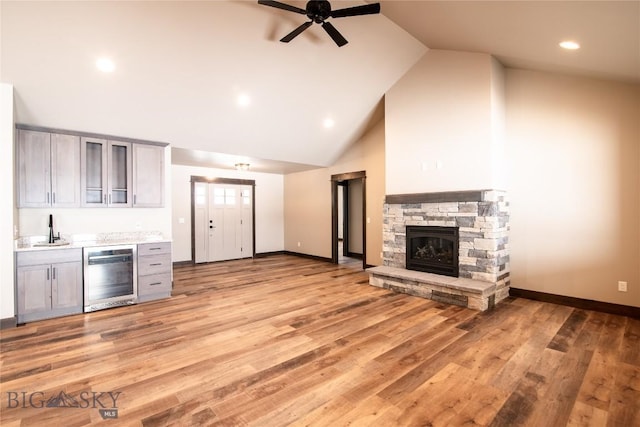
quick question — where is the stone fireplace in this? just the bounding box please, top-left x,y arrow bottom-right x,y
367,190 -> 510,311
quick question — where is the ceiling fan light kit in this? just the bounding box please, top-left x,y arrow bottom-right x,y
258,0 -> 381,47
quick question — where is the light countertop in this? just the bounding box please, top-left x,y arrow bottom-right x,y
15,232 -> 171,252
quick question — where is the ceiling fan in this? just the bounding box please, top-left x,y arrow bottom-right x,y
258,0 -> 381,47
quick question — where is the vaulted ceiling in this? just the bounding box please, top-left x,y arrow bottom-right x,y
382,1 -> 639,84
2,1 -> 638,174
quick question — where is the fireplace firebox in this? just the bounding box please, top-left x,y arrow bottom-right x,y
406,226 -> 459,277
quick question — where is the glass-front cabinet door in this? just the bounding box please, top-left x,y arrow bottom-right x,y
81,137 -> 108,206
80,137 -> 132,207
108,141 -> 132,207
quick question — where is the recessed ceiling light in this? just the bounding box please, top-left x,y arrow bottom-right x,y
559,40 -> 580,50
323,118 -> 335,129
96,57 -> 115,72
237,93 -> 251,108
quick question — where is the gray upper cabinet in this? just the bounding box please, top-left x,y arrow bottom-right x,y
81,137 -> 132,207
17,125 -> 167,209
133,144 -> 165,207
17,130 -> 80,208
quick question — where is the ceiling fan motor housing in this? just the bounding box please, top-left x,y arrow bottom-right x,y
307,1 -> 331,23
258,0 -> 381,46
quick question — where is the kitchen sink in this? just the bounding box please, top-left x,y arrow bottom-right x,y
33,241 -> 71,247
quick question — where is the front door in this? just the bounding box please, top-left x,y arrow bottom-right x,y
194,181 -> 253,263
208,184 -> 253,261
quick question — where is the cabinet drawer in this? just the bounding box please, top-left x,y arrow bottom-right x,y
138,254 -> 171,275
138,242 -> 171,256
17,248 -> 82,267
138,273 -> 172,296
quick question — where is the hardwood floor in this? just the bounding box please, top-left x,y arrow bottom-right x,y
1,255 -> 638,426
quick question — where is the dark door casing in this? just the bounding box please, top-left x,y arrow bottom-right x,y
331,171 -> 366,269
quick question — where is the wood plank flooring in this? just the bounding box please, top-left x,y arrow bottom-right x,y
1,255 -> 638,426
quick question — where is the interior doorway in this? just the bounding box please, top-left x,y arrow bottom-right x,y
191,176 -> 255,263
331,171 -> 366,269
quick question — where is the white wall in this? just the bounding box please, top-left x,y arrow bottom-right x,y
1,83 -> 16,321
507,69 -> 640,307
171,164 -> 284,262
18,207 -> 171,238
490,58 -> 507,189
385,50 -> 505,194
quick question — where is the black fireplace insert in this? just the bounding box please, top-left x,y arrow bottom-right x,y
406,226 -> 459,277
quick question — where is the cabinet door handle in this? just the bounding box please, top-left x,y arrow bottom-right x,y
52,192 -> 56,204
134,195 -> 137,205
109,194 -> 111,204
46,268 -> 50,281
150,263 -> 162,266
149,282 -> 162,286
149,247 -> 162,251
104,194 -> 107,204
52,267 -> 56,280
47,192 -> 50,204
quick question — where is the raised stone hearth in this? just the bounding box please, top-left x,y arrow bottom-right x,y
368,266 -> 496,311
368,189 -> 510,311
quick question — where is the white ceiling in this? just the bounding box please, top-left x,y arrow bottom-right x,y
381,0 -> 640,84
1,1 -> 425,174
2,1 -> 638,174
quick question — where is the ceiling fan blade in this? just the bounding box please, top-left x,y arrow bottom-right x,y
322,21 -> 348,47
280,21 -> 313,43
258,0 -> 306,15
330,3 -> 380,18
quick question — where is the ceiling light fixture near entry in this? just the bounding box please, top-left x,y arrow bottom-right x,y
559,40 -> 580,50
96,57 -> 116,72
235,163 -> 250,171
323,118 -> 335,129
236,93 -> 251,108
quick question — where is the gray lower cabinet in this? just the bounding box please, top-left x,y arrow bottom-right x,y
16,249 -> 83,323
137,242 -> 172,302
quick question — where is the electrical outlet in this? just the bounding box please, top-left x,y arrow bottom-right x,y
618,281 -> 628,292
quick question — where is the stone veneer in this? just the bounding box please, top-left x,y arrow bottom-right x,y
369,190 -> 510,310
